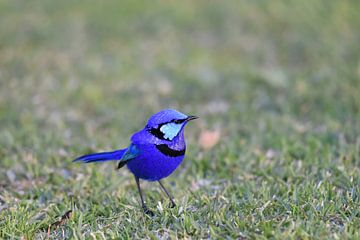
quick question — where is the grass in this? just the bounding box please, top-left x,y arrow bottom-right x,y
0,0 -> 359,239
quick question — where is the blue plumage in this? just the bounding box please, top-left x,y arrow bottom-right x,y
73,149 -> 127,163
120,144 -> 141,161
73,109 -> 198,215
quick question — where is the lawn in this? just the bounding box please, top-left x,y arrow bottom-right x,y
0,1 -> 359,239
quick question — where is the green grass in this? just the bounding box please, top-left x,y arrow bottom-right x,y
0,0 -> 359,239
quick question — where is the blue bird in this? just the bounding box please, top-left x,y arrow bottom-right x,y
73,109 -> 198,215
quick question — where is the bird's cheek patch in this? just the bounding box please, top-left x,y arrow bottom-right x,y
160,123 -> 182,140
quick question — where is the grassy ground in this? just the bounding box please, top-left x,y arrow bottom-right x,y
0,1 -> 359,239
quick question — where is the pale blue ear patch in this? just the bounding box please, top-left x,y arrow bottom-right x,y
160,123 -> 183,140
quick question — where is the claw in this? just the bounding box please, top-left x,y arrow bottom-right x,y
169,202 -> 176,208
143,206 -> 154,216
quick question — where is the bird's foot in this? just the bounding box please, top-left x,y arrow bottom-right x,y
142,206 -> 154,216
169,201 -> 176,208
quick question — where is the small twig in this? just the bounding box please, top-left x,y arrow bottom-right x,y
47,210 -> 72,237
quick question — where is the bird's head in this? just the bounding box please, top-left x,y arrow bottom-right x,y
146,109 -> 198,141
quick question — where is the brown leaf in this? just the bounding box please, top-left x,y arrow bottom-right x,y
198,129 -> 220,150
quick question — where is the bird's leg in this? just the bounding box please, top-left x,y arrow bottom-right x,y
158,180 -> 176,208
135,176 -> 154,216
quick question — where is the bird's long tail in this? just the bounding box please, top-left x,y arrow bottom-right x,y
73,149 -> 127,163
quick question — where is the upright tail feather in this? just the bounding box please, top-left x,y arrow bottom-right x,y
73,149 -> 127,163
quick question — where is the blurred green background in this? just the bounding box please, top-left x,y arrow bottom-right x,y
0,1 -> 359,239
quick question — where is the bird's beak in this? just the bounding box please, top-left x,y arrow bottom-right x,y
186,115 -> 198,121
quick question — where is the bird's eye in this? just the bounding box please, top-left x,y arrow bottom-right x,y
174,119 -> 184,124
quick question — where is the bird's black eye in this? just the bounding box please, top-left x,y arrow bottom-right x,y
174,119 -> 185,124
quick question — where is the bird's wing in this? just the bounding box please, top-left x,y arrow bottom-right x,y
117,143 -> 140,169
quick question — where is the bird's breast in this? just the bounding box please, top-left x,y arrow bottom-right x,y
126,143 -> 186,181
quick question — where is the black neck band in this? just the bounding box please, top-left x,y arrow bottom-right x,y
155,144 -> 186,157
